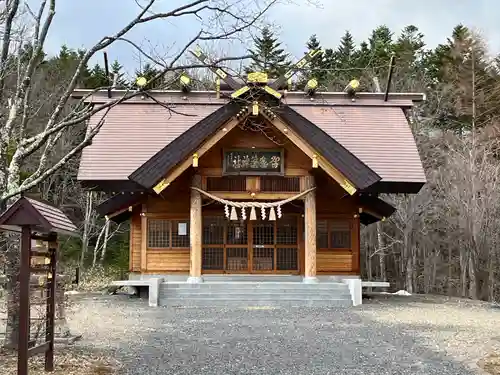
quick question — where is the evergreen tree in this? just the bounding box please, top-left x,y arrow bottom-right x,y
110,60 -> 128,88
394,25 -> 425,64
335,31 -> 356,67
368,25 -> 394,75
299,34 -> 328,87
424,25 -> 495,132
85,63 -> 110,88
247,26 -> 290,78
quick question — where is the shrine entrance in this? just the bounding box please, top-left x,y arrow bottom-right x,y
201,214 -> 300,274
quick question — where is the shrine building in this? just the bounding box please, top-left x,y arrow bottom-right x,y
72,54 -> 426,307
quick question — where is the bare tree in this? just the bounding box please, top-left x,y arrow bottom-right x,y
0,0 -> 279,348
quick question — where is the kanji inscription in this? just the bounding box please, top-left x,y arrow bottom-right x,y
223,149 -> 284,175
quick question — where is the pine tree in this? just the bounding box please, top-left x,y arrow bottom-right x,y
247,26 -> 290,78
299,34 -> 328,87
84,64 -> 110,88
368,25 -> 394,75
110,60 -> 128,88
336,31 -> 356,67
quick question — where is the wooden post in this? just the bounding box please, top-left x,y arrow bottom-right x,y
188,175 -> 203,283
18,226 -> 31,375
45,237 -> 57,371
303,175 -> 318,283
140,204 -> 147,272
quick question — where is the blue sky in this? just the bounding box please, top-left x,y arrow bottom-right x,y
44,0 -> 499,78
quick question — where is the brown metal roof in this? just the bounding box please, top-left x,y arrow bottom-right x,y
291,105 -> 426,184
76,90 -> 425,189
78,103 -> 222,181
277,106 -> 381,190
0,196 -> 78,236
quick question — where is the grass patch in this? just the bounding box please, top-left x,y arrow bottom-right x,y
0,346 -> 119,375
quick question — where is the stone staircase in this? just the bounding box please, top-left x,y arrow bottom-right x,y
158,275 -> 352,307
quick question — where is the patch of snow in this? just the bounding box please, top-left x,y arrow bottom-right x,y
393,290 -> 411,296
65,290 -> 82,295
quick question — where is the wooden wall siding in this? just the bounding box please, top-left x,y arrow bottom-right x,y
199,127 -> 311,174
146,192 -> 190,213
317,251 -> 353,272
146,249 -> 190,272
130,208 -> 142,272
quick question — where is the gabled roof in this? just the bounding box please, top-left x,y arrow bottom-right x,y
129,102 -> 239,189
74,89 -> 426,194
276,106 -> 380,190
0,196 -> 78,236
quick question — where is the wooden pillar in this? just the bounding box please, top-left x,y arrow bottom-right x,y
140,204 -> 147,272
303,175 -> 318,283
18,226 -> 31,375
188,175 -> 203,282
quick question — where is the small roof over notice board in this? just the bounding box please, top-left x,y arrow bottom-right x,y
0,196 -> 78,237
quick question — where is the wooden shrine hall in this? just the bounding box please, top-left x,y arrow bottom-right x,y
72,52 -> 426,306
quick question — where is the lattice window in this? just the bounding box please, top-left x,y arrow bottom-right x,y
171,220 -> 190,248
260,176 -> 300,192
277,248 -> 298,270
276,217 -> 298,245
253,222 -> 274,245
207,176 -> 246,191
147,219 -> 190,249
227,222 -> 247,245
147,219 -> 170,248
316,219 -> 352,250
252,248 -> 274,271
203,216 -> 225,244
317,220 -> 329,249
330,221 -> 351,249
226,247 -> 248,271
202,248 -> 224,270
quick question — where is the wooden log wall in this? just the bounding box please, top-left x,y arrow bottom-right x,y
127,129 -> 362,276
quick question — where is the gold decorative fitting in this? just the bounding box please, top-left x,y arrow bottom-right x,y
136,76 -> 147,87
263,85 -> 282,99
354,214 -> 358,218
222,127 -> 227,132
340,179 -> 357,195
252,102 -> 259,116
250,192 -> 256,197
312,154 -> 318,168
231,86 -> 250,98
180,74 -> 191,86
247,72 -> 268,83
192,153 -> 199,167
153,179 -> 170,194
307,78 -> 318,89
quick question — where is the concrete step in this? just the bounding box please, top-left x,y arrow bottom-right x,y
201,275 -> 304,282
159,298 -> 352,308
160,291 -> 352,299
161,282 -> 349,290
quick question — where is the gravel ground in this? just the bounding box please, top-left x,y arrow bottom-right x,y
61,293 -> 500,375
